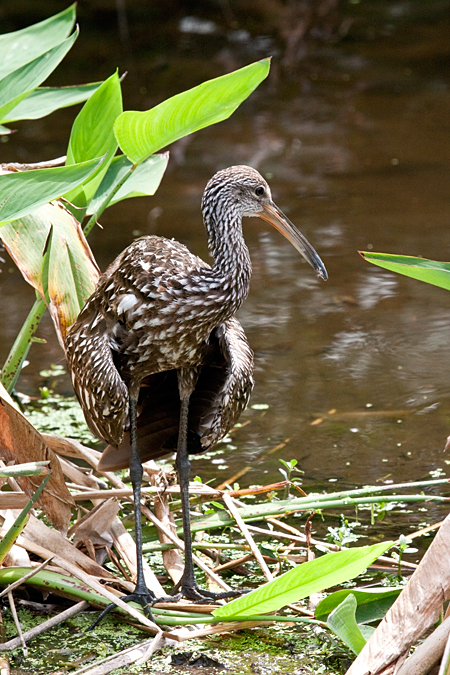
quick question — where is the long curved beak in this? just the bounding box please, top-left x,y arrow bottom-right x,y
257,202 -> 328,281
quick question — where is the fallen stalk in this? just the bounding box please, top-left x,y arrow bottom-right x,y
142,492 -> 450,542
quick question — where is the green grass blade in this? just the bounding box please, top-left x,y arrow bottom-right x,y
114,58 -> 270,164
0,30 -> 79,122
0,157 -> 104,225
0,4 -> 76,80
64,72 -> 123,209
0,472 -> 51,564
327,594 -> 367,655
212,541 -> 393,619
3,83 -> 102,123
360,251 -> 450,291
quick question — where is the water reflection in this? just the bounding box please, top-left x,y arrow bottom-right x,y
0,3 -> 449,539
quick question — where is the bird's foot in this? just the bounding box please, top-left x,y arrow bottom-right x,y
88,589 -> 156,631
169,578 -> 244,604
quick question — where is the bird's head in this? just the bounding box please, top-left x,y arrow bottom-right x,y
203,165 -> 328,281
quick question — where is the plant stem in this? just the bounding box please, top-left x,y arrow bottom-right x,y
83,162 -> 136,236
1,295 -> 47,393
142,492 -> 449,542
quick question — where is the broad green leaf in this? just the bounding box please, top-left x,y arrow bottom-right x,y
0,4 -> 76,80
3,82 -> 102,123
360,251 -> 450,292
327,594 -> 367,655
0,29 -> 79,122
0,202 -> 100,340
0,472 -> 51,564
114,58 -> 270,164
64,72 -> 122,209
87,152 -> 169,214
212,541 -> 393,619
0,157 -> 103,225
315,586 -> 401,623
0,124 -> 12,135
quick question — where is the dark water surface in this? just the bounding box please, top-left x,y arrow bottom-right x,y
1,3 -> 450,538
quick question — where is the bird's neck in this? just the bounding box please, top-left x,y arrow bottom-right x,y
203,209 -> 252,320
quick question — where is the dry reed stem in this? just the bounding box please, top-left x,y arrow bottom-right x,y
166,620 -> 274,641
222,492 -> 273,582
70,634 -> 168,675
396,615 -> 450,675
7,593 -> 26,656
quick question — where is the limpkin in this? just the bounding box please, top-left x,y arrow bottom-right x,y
65,165 -> 327,619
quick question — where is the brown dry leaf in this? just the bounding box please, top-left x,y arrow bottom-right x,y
21,514 -> 117,580
70,499 -> 120,548
346,513 -> 450,675
0,391 -> 74,533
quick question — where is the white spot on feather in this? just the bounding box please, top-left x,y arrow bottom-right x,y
116,294 -> 139,314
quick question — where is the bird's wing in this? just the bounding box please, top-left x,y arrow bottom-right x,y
193,316 -> 254,450
65,306 -> 129,446
97,317 -> 254,471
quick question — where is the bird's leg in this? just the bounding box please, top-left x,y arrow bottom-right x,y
89,395 -> 156,630
170,395 -> 242,603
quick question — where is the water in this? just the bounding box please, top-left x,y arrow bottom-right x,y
1,3 -> 449,536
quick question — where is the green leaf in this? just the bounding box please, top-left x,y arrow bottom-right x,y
3,82 -> 102,123
0,472 -> 51,564
315,586 -> 401,623
0,157 -> 104,225
87,152 -> 169,214
212,541 -> 393,619
327,594 -> 367,655
114,58 -> 271,164
0,4 -> 76,80
0,201 -> 100,340
64,72 -> 123,209
0,29 -> 79,122
360,251 -> 450,292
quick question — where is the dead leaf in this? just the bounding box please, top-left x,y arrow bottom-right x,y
0,394 -> 74,533
346,513 -> 450,675
70,499 -> 119,548
17,514 -> 118,580
0,200 -> 100,345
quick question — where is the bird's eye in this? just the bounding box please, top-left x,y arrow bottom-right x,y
255,186 -> 265,197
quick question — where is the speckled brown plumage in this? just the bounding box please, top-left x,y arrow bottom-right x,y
65,166 -> 326,471
64,165 -> 327,607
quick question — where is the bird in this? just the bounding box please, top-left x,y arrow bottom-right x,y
64,165 -> 327,620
